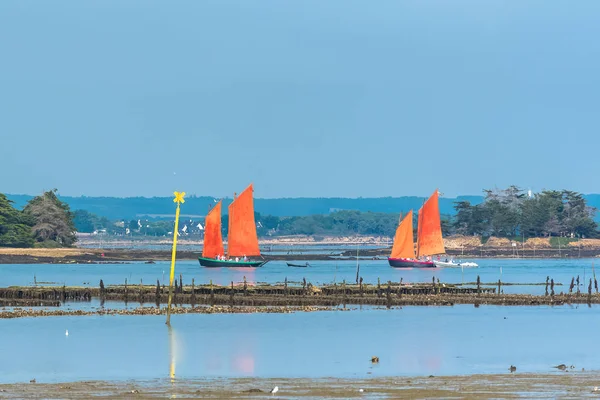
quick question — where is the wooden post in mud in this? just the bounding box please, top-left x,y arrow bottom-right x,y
588,278 -> 592,301
550,278 -> 555,297
210,280 -> 214,306
498,279 -> 501,295
476,275 -> 481,294
303,277 -> 307,295
284,277 -> 288,296
577,275 -> 580,294
386,281 -> 392,309
569,277 -> 575,294
359,277 -> 364,296
377,278 -> 381,298
179,274 -> 183,294
124,279 -> 128,303
155,280 -> 161,307
139,278 -> 143,304
190,278 -> 196,305
166,191 -> 185,326
545,276 -> 549,296
243,276 -> 247,296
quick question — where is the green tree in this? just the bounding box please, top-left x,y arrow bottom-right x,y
454,187 -> 598,239
23,190 -> 77,247
0,194 -> 34,247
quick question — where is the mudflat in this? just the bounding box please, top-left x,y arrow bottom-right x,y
3,373 -> 600,399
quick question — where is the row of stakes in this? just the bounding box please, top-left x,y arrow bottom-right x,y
86,274 -> 600,308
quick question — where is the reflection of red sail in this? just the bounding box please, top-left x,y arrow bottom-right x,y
424,356 -> 442,371
233,355 -> 255,375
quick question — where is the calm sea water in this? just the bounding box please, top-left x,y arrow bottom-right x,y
1,258 -> 597,295
0,305 -> 597,384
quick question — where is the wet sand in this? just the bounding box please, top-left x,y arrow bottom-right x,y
3,372 -> 600,399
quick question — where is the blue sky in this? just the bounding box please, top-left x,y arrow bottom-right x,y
1,1 -> 599,198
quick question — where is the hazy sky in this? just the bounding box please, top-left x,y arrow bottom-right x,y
1,1 -> 599,198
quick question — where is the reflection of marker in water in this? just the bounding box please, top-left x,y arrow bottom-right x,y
65,330 -> 69,336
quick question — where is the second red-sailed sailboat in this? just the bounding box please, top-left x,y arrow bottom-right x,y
388,189 -> 445,268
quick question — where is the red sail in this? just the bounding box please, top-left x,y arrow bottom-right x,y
416,189 -> 445,257
390,210 -> 416,259
227,184 -> 261,257
202,201 -> 224,258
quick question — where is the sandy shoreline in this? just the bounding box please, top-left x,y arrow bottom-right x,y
1,245 -> 600,264
3,372 -> 600,398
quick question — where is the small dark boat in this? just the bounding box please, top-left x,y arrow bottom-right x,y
388,257 -> 435,268
287,262 -> 309,268
199,256 -> 267,268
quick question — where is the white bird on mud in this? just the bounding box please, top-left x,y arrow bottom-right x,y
65,330 -> 69,336
270,386 -> 279,395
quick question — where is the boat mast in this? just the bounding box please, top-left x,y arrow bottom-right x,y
226,192 -> 236,258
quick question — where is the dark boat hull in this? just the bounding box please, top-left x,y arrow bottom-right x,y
198,257 -> 267,268
388,258 -> 436,268
287,262 -> 309,268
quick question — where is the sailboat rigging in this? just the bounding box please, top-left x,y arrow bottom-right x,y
198,184 -> 267,268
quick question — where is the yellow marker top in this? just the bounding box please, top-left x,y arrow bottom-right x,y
173,191 -> 186,204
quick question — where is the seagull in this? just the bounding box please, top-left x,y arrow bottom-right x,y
65,330 -> 69,336
270,386 -> 279,395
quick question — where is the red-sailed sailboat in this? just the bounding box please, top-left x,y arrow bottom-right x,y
388,189 -> 445,268
198,184 -> 267,268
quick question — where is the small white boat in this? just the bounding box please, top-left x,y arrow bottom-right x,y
434,259 -> 478,268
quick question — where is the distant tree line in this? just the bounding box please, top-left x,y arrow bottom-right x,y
19,185 -> 597,245
7,193 -> 483,220
0,190 -> 76,248
452,186 -> 598,239
260,210 -> 400,237
75,210 -> 408,238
